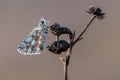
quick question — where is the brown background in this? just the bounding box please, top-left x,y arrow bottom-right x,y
0,0 -> 120,80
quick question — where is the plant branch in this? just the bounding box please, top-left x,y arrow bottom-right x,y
62,34 -> 74,80
61,15 -> 97,80
56,5 -> 105,80
72,15 -> 96,46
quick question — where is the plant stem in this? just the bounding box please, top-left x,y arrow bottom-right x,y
63,40 -> 73,80
60,15 -> 97,80
64,61 -> 68,80
73,15 -> 96,46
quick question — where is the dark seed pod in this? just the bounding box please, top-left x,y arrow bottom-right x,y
50,23 -> 73,40
86,5 -> 105,20
47,40 -> 70,54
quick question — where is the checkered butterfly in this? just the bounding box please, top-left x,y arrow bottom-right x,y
17,18 -> 49,55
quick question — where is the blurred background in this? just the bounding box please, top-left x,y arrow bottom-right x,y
0,0 -> 120,80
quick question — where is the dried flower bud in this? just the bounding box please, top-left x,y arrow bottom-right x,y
47,40 -> 70,54
50,23 -> 73,40
86,5 -> 105,20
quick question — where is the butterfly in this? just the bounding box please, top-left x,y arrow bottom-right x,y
17,17 -> 50,55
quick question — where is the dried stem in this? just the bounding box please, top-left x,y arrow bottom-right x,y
73,15 -> 96,46
60,15 -> 97,80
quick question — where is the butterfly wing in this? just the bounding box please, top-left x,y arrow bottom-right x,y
17,26 -> 44,55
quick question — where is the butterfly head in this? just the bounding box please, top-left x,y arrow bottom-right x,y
39,17 -> 52,27
39,17 -> 47,26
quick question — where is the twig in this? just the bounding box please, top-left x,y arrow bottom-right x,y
72,15 -> 96,46
57,5 -> 105,80
61,15 -> 97,80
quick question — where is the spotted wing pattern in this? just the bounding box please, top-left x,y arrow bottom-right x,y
17,18 -> 49,55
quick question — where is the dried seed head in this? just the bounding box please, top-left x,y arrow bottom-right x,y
50,23 -> 73,40
47,40 -> 70,54
86,5 -> 105,20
